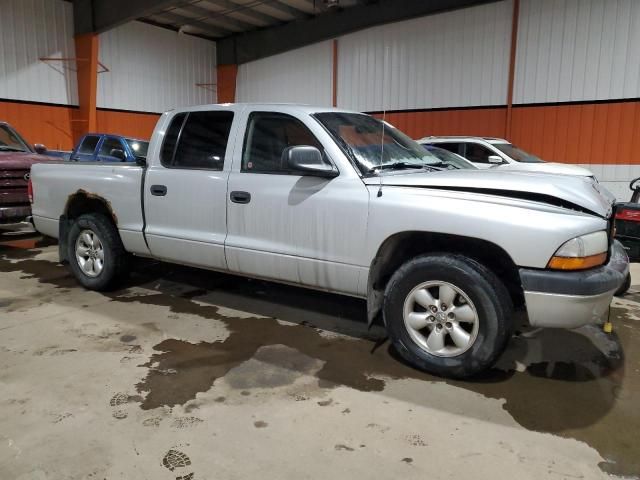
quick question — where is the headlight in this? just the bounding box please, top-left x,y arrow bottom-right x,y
547,231 -> 608,270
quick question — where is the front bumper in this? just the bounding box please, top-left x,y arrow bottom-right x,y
520,240 -> 629,328
0,205 -> 31,224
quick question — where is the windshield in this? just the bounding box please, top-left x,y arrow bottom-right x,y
493,143 -> 542,163
313,112 -> 440,174
0,124 -> 30,153
424,145 -> 476,170
126,139 -> 149,158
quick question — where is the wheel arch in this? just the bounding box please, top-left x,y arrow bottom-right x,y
58,190 -> 119,263
367,231 -> 523,326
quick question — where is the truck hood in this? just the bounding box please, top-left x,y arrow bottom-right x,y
0,152 -> 57,170
364,169 -> 614,218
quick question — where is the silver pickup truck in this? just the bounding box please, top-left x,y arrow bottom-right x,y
30,104 -> 628,378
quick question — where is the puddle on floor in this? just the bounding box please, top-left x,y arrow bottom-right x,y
1,241 -> 638,477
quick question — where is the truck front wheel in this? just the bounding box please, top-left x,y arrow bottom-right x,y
67,213 -> 128,291
383,254 -> 513,378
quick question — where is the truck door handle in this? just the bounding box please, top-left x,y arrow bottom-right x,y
230,191 -> 251,204
150,185 -> 167,196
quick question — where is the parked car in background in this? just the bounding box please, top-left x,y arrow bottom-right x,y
615,176 -> 640,262
0,121 -> 55,224
423,145 -> 477,170
30,104 -> 627,378
70,134 -> 149,163
418,136 -> 595,177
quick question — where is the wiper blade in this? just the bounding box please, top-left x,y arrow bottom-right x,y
0,146 -> 27,152
368,161 -> 431,172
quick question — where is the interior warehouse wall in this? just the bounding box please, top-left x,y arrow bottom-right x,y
0,0 -> 78,149
510,0 -> 640,199
97,21 -> 217,115
236,41 -> 333,105
0,1 -> 217,148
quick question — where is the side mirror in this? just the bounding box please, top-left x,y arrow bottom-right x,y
135,156 -> 147,167
284,146 -> 337,178
488,155 -> 504,165
110,148 -> 126,161
33,144 -> 47,154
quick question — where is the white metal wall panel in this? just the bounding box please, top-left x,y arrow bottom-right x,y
336,1 -> 512,112
515,0 -> 640,104
236,41 -> 333,105
0,0 -> 77,105
98,22 -> 217,113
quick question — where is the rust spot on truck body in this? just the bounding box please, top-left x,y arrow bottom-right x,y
65,189 -> 118,225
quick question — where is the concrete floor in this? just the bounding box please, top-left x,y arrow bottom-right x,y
0,225 -> 639,480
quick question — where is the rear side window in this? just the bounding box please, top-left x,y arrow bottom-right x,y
160,111 -> 234,170
99,137 -> 123,157
78,135 -> 100,154
242,112 -> 322,174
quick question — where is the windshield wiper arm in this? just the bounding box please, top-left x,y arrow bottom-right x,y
368,162 -> 436,173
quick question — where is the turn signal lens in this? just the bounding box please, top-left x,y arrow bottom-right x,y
548,231 -> 608,270
547,252 -> 607,270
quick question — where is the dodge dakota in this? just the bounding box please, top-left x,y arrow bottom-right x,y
30,104 -> 628,377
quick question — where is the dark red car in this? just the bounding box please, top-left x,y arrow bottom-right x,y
0,122 -> 55,224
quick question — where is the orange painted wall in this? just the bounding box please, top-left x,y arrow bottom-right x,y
0,100 -> 76,150
0,100 -> 160,150
373,108 -> 507,140
96,110 -> 160,140
510,101 -> 640,165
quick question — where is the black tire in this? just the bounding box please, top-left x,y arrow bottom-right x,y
615,272 -> 631,297
67,213 -> 128,291
383,254 -> 513,378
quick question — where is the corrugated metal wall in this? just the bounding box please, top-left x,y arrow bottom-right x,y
337,1 -> 512,112
514,0 -> 640,104
236,41 -> 333,105
0,0 -> 77,105
98,21 -> 217,113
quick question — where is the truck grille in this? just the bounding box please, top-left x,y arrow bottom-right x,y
0,169 -> 29,205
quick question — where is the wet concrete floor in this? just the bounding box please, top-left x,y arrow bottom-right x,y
0,225 -> 639,479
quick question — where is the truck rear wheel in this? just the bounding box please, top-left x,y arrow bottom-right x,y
67,213 -> 128,291
383,254 -> 513,378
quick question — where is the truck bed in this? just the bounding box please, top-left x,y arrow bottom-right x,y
30,162 -> 147,254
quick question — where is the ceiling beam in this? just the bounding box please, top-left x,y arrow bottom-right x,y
217,0 -> 496,65
155,11 -> 233,36
196,0 -> 279,26
176,4 -> 259,31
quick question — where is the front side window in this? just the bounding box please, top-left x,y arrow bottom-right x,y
99,137 -> 123,157
493,143 -> 543,163
0,125 -> 29,152
314,112 -> 439,175
78,135 -> 100,154
242,112 -> 323,174
160,113 -> 186,166
463,143 -> 496,164
160,111 -> 234,170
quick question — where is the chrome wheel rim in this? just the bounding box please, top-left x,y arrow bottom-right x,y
75,229 -> 104,278
403,281 -> 479,357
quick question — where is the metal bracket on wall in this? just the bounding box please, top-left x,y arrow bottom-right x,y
39,57 -> 110,74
